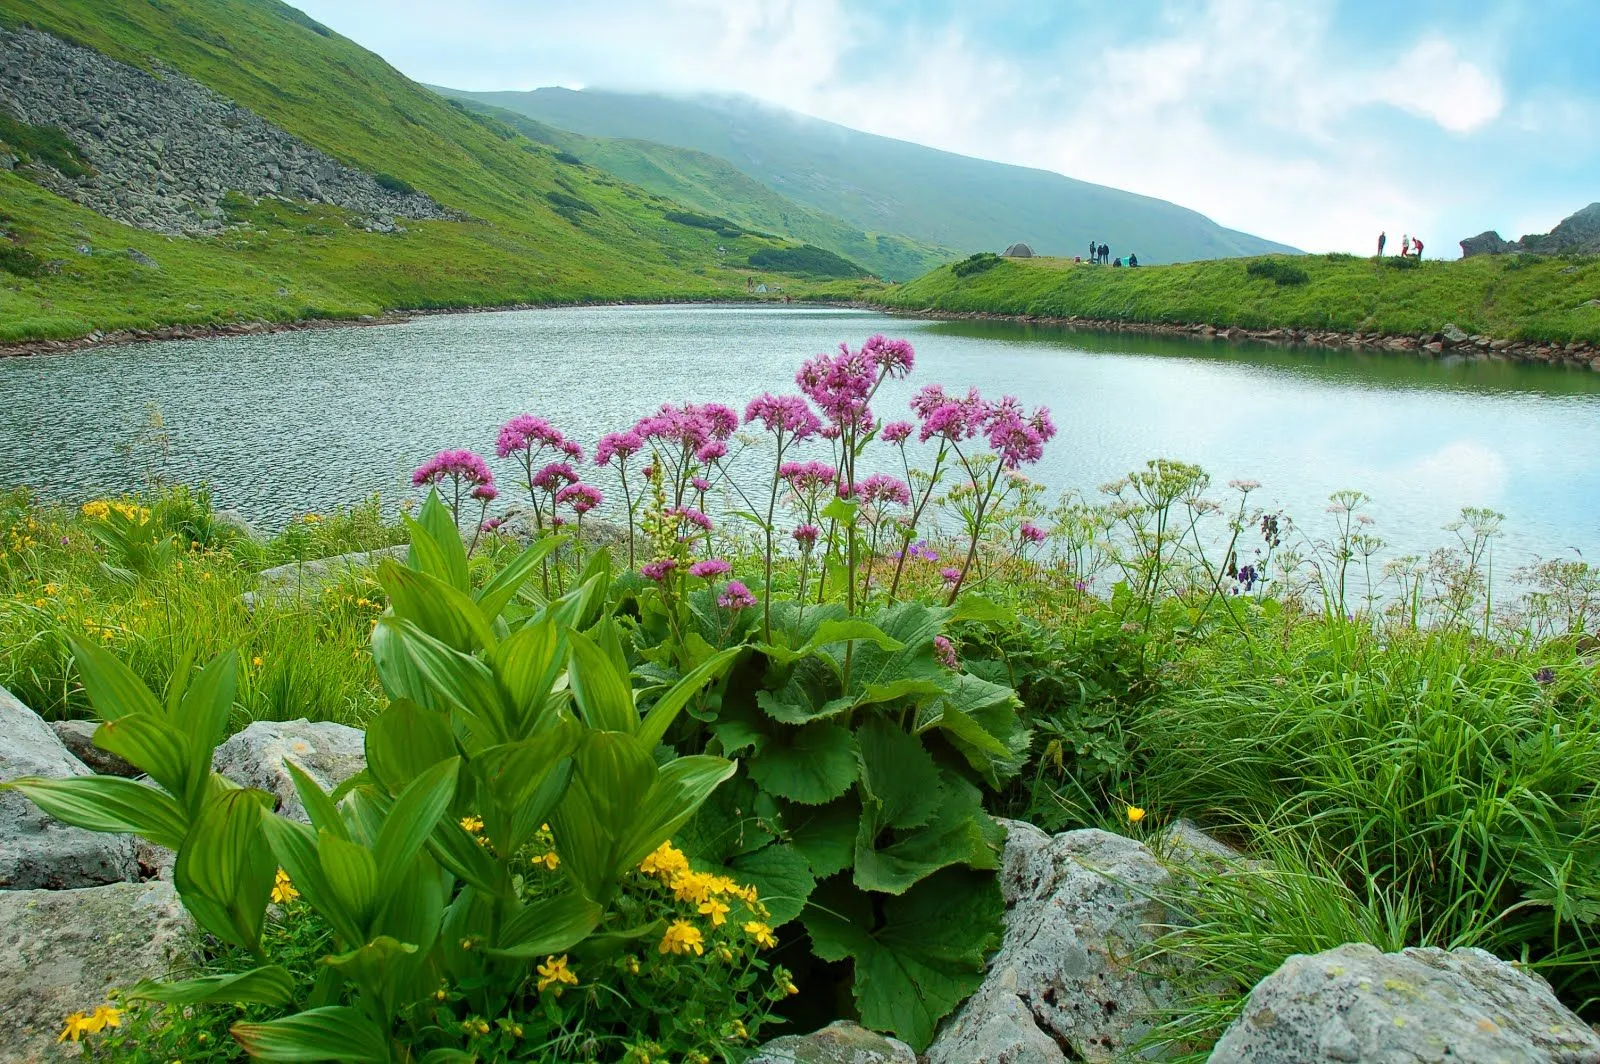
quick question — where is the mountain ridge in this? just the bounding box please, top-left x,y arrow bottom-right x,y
447,85 -> 1301,265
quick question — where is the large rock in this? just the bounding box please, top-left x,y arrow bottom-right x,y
0,880 -> 193,1062
1,686 -> 139,889
242,544 -> 406,608
1460,203 -> 1600,258
1441,322 -> 1471,345
926,823 -> 1180,1063
1210,942 -> 1600,1064
748,1021 -> 917,1064
50,719 -> 140,778
213,718 -> 366,821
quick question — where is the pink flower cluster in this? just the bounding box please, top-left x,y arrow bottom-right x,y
497,414 -> 582,461
636,402 -> 739,450
796,334 -> 915,430
556,483 -> 603,515
717,580 -> 757,610
779,461 -> 837,493
1020,521 -> 1047,544
531,462 -> 579,493
853,473 -> 911,508
745,393 -> 822,439
595,429 -> 644,468
689,558 -> 732,579
911,385 -> 1056,469
412,449 -> 494,489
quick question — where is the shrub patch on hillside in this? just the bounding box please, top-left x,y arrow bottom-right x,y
951,252 -> 1003,278
1245,258 -> 1310,286
749,244 -> 868,278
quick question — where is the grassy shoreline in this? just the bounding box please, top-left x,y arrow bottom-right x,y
880,252 -> 1600,349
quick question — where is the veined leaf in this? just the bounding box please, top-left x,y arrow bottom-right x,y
365,699 -> 457,797
637,645 -> 743,747
175,787 -> 276,951
489,620 -> 567,738
853,773 -> 1002,895
475,533 -> 566,622
415,491 -> 470,593
803,869 -> 1004,1050
5,774 -> 188,850
372,758 -> 459,888
231,1005 -> 392,1062
318,834 -> 380,934
748,722 -> 857,806
261,815 -> 365,946
379,560 -> 496,653
127,965 -> 294,1006
373,618 -> 506,744
172,650 -> 239,774
284,759 -> 348,842
617,754 -> 738,871
855,717 -> 943,833
726,842 -> 816,926
785,795 -> 860,879
566,627 -> 637,733
94,712 -> 196,804
489,891 -> 603,959
68,636 -> 162,722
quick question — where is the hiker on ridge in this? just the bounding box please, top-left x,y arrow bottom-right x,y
1089,240 -> 1097,261
1400,234 -> 1410,258
1412,236 -> 1423,260
1377,231 -> 1386,256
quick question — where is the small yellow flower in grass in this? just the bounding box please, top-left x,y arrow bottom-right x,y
459,815 -> 484,834
252,656 -> 263,667
727,1018 -> 748,1041
270,868 -> 299,904
434,983 -> 448,1002
1126,806 -> 1146,825
744,921 -> 777,949
538,851 -> 560,870
698,896 -> 731,927
621,953 -> 641,975
58,1011 -> 95,1043
536,954 -> 579,995
659,919 -> 705,956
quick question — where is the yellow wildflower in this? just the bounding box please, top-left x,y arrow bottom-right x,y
1126,806 -> 1146,824
775,968 -> 799,996
622,954 -> 641,975
536,954 -> 579,995
460,1017 -> 490,1036
744,921 -> 777,949
659,919 -> 704,956
434,983 -> 449,1002
538,851 -> 560,870
672,870 -> 716,904
728,1019 -> 748,1041
252,656 -> 263,667
698,897 -> 731,927
270,868 -> 299,905
459,815 -> 484,834
58,1012 -> 96,1043
80,500 -> 111,521
639,840 -> 689,882
90,1005 -> 122,1032
34,598 -> 46,608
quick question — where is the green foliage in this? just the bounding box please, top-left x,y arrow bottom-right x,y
950,251 -> 1002,277
663,209 -> 742,233
371,172 -> 415,196
0,238 -> 43,277
1244,257 -> 1309,286
546,190 -> 599,217
0,108 -> 93,177
884,251 -> 1600,344
748,244 -> 868,279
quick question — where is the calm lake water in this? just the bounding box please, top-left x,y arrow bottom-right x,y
3,304 -> 1598,569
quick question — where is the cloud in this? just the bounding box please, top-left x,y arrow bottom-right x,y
1370,37 -> 1504,134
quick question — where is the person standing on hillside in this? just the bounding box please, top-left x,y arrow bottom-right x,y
1089,240 -> 1097,262
1377,231 -> 1387,256
1412,236 -> 1423,260
1400,233 -> 1410,257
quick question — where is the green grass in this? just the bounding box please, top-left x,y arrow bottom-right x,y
0,0 -> 876,343
884,252 -> 1600,344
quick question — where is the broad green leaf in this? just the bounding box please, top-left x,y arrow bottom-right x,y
810,619 -> 905,653
373,618 -> 506,744
175,787 -> 276,951
538,568 -> 608,631
68,636 -> 162,722
617,755 -> 739,871
803,869 -> 1004,1050
637,645 -> 743,747
5,775 -> 188,850
365,699 -> 457,797
127,965 -> 294,1006
785,795 -> 860,879
321,935 -> 417,1019
378,559 -> 496,653
261,816 -> 365,945
566,627 -> 637,733
755,655 -> 847,726
371,851 -> 446,956
947,594 -> 1015,626
820,600 -> 948,711
820,495 -> 860,524
853,774 -> 1003,895
94,712 -> 195,804
748,722 -> 857,805
727,842 -> 816,926
416,490 -> 470,592
473,728 -> 576,854
173,650 -> 239,772
917,673 -> 1031,788
550,732 -> 657,902
284,759 -> 348,842
318,834 -> 380,933
372,758 -> 459,888
231,1005 -> 392,1063
489,891 -> 603,958
856,717 -> 943,833
426,816 -> 510,898
489,620 -> 566,737
475,533 -> 565,622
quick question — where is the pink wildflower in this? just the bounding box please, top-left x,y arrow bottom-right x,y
1020,521 -> 1047,544
881,421 -> 913,444
641,559 -> 677,582
556,483 -> 603,514
718,580 -> 757,610
692,476 -> 711,492
745,393 -> 822,439
933,634 -> 958,670
531,462 -> 580,492
413,449 -> 494,489
480,517 -> 505,533
940,566 -> 962,585
689,558 -> 732,579
792,523 -> 820,549
696,441 -> 728,463
596,430 -> 645,467
496,414 -> 573,459
854,473 -> 911,508
669,506 -> 714,533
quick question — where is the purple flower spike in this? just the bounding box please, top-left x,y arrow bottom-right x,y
718,580 -> 757,610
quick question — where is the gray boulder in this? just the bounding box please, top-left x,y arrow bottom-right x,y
926,823 -> 1180,1063
50,719 -> 140,778
1210,942 -> 1600,1064
748,1021 -> 917,1064
0,880 -> 193,1063
213,718 -> 365,821
1,686 -> 139,889
242,544 -> 405,609
1441,323 -> 1471,345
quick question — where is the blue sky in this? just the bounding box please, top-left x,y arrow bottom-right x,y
294,0 -> 1599,255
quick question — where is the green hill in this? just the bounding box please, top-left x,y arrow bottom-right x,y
0,0 -> 865,344
883,252 -> 1600,343
432,91 -> 951,282
445,87 -> 1300,265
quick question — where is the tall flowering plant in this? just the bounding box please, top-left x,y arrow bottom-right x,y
412,449 -> 496,530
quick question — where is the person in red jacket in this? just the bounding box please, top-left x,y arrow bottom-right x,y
1412,237 -> 1424,260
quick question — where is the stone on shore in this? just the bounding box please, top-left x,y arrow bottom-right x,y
748,1021 -> 918,1064
1210,942 -> 1600,1063
212,718 -> 366,821
1,686 -> 139,889
49,719 -> 141,778
0,880 -> 193,1063
241,544 -> 406,609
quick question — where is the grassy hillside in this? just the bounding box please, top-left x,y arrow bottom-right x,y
883,253 -> 1600,343
434,92 -> 952,282
449,87 -> 1300,265
0,0 -> 867,344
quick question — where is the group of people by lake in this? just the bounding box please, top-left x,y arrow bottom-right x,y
1081,241 -> 1138,267
1376,231 -> 1424,259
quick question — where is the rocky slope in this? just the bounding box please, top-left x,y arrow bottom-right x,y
0,24 -> 455,234
1460,202 -> 1600,257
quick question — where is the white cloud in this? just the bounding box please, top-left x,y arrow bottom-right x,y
1369,37 -> 1504,134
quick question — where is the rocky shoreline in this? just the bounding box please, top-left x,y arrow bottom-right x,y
871,305 -> 1600,370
